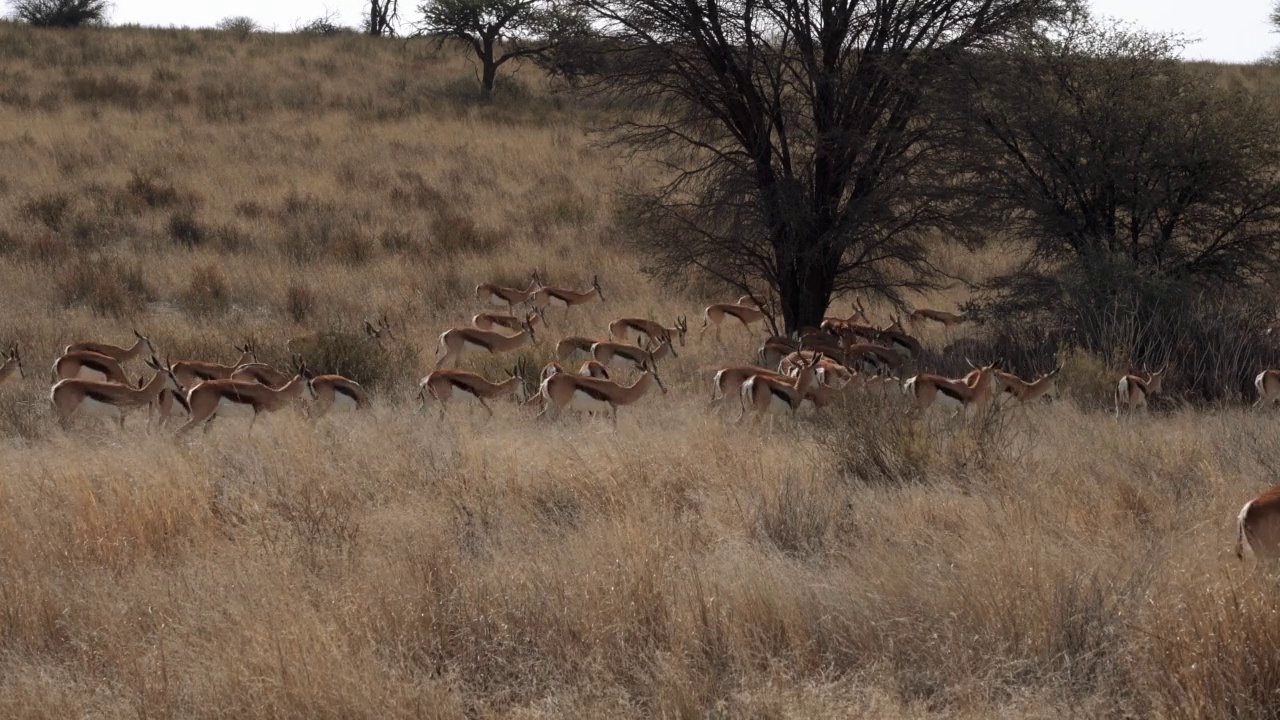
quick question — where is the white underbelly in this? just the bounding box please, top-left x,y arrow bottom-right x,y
486,295 -> 510,307
462,340 -> 492,354
934,391 -> 964,411
330,392 -> 359,412
79,396 -> 124,418
75,366 -> 110,382
437,384 -> 476,404
215,397 -> 257,416
569,391 -> 612,414
547,297 -> 569,308
765,392 -> 794,414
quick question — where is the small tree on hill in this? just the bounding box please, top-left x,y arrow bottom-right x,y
9,0 -> 108,27
367,0 -> 399,36
415,0 -> 556,97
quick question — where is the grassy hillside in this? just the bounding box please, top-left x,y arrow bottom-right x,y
2,23 -> 1280,718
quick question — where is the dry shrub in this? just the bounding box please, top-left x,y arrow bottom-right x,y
55,256 -> 154,317
289,326 -> 417,393
124,169 -> 180,209
168,209 -> 207,247
0,228 -> 17,256
286,282 -> 316,323
20,192 -> 72,232
818,394 -> 931,487
178,263 -> 231,316
63,73 -> 143,109
750,473 -> 837,559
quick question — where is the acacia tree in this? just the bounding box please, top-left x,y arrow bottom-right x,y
9,0 -> 108,26
580,0 -> 1066,332
417,0 -> 556,97
367,0 -> 399,36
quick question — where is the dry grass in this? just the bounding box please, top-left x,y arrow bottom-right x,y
2,22 -> 1280,718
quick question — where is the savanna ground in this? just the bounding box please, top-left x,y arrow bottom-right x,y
2,22 -> 1280,718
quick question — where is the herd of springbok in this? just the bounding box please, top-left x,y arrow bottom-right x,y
6,271 -> 1280,562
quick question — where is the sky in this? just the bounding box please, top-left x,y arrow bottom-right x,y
104,0 -> 1278,64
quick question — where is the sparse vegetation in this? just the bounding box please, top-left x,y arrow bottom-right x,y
0,19 -> 1279,719
8,0 -> 108,27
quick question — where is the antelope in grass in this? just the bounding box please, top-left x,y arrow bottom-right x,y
736,294 -> 761,309
152,384 -> 191,428
1237,486 -> 1280,562
844,343 -> 907,376
475,271 -> 542,309
532,275 -> 605,319
538,351 -> 666,423
1,344 -> 25,384
176,361 -> 314,435
778,351 -> 853,387
903,359 -> 1003,416
308,373 -> 369,417
230,362 -> 291,389
521,360 -> 610,412
172,342 -> 257,389
706,365 -> 788,407
737,353 -> 823,429
820,298 -> 872,335
758,336 -> 801,370
590,335 -> 678,372
419,365 -> 529,416
877,316 -> 923,361
51,350 -> 130,384
65,329 -> 155,365
608,316 -> 688,348
1115,367 -> 1165,416
434,317 -> 537,368
50,356 -> 181,429
909,307 -> 967,329
699,302 -> 767,341
556,335 -> 600,363
1255,370 -> 1280,408
472,306 -> 547,333
998,366 -> 1062,406
364,314 -> 397,346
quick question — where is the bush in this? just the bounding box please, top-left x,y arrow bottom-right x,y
56,257 -> 154,318
178,264 -> 231,317
168,209 -> 207,247
11,0 -> 108,27
20,192 -> 72,232
286,283 -> 315,323
124,170 -> 179,210
216,15 -> 258,41
289,326 -> 418,394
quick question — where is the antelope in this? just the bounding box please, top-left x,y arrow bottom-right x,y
998,366 -> 1062,405
472,307 -> 547,333
1238,487 -> 1280,562
50,356 -> 181,429
51,350 -> 130,384
521,361 -> 609,412
539,351 -> 666,423
878,316 -> 923,360
578,360 -> 612,379
153,385 -> 191,428
1115,367 -> 1165,416
821,298 -> 872,334
736,294 -> 761,309
475,271 -> 542,309
1255,369 -> 1280,408
556,336 -> 600,363
737,353 -> 823,428
590,335 -> 678,372
778,351 -> 853,386
706,365 -> 788,407
364,314 -> 397,345
434,317 -> 537,368
1,344 -> 25,384
532,275 -> 605,318
176,361 -> 314,435
903,359 -> 1003,416
699,302 -> 766,341
64,329 -> 155,365
609,315 -> 688,348
419,365 -> 529,416
909,308 -> 967,328
230,362 -> 291,389
844,343 -> 907,376
172,342 -> 257,389
758,337 -> 801,370
308,374 -> 369,417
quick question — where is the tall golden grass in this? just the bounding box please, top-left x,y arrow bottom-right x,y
2,22 -> 1280,717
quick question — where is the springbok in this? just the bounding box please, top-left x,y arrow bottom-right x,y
434,317 -> 537,368
0,344 -> 25,384
538,351 -> 666,423
903,359 -> 1003,416
172,342 -> 257,389
1237,486 -> 1280,562
608,316 -> 688,348
998,366 -> 1062,406
758,337 -> 801,371
473,307 -> 547,333
475,271 -> 542,309
556,336 -> 600,363
420,364 -> 528,416
909,308 -> 967,329
532,275 -> 604,319
844,343 -> 907,376
820,298 -> 872,335
51,350 -> 130,384
308,374 -> 368,417
1115,367 -> 1165,416
737,353 -> 823,428
878,316 -> 923,360
230,362 -> 291,389
364,314 -> 397,346
176,361 -> 314,435
736,294 -> 761,309
50,356 -> 181,429
778,351 -> 853,387
590,335 -> 677,372
521,360 -> 610,412
699,302 -> 766,341
1255,369 -> 1280,408
578,360 -> 612,379
65,330 -> 155,365
706,365 -> 788,407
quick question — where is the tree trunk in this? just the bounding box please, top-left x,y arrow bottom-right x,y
776,243 -> 837,334
480,38 -> 497,98
368,0 -> 382,36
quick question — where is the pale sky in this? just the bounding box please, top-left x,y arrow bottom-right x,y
102,0 -> 1278,63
